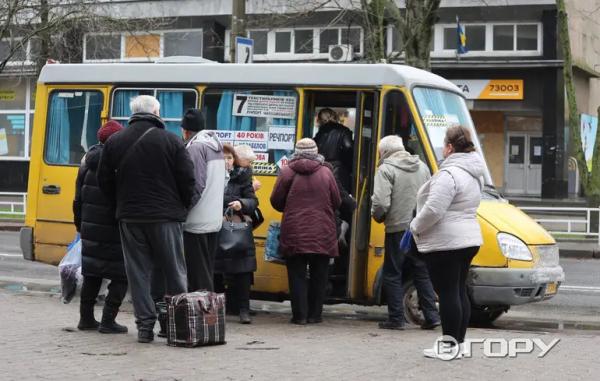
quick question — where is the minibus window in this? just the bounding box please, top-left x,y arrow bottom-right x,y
44,91 -> 103,165
111,88 -> 197,137
202,89 -> 298,175
381,90 -> 428,167
412,86 -> 494,186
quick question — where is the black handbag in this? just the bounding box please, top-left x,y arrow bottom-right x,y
250,207 -> 265,230
218,208 -> 254,253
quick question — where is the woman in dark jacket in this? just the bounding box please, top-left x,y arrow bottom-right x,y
270,138 -> 342,325
215,144 -> 258,324
73,120 -> 128,334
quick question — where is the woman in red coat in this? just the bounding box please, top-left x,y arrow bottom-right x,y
270,138 -> 342,325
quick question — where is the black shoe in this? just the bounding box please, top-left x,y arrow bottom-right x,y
420,320 -> 441,330
78,304 -> 100,331
307,317 -> 323,324
98,306 -> 128,334
138,330 -> 154,343
378,320 -> 405,330
290,318 -> 307,325
239,310 -> 252,324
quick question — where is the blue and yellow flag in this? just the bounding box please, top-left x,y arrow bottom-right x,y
457,16 -> 468,54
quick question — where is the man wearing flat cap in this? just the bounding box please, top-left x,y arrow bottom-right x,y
181,109 -> 226,292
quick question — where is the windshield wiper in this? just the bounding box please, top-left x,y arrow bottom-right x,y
483,184 -> 502,199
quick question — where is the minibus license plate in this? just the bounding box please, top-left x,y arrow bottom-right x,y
546,282 -> 557,295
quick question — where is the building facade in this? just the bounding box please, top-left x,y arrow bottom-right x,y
1,0 -> 599,199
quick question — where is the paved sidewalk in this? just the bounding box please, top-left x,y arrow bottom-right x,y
0,289 -> 599,380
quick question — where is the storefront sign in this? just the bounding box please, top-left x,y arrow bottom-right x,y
581,113 -> 599,172
0,90 -> 16,101
450,80 -> 524,100
232,93 -> 296,119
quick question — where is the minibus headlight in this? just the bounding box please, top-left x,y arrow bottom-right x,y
497,233 -> 533,261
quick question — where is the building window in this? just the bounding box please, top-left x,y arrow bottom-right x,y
275,31 -> 292,53
84,34 -> 121,61
443,25 -> 485,51
111,88 -> 198,137
493,25 -> 514,51
164,31 -> 203,57
84,29 -> 203,62
125,34 -> 160,59
294,29 -> 313,54
44,90 -> 104,165
434,23 -> 540,56
319,29 -> 339,53
249,30 -> 268,55
517,24 -> 538,50
341,28 -> 361,49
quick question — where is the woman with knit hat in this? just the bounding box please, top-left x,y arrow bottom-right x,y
73,120 -> 128,334
270,138 -> 342,325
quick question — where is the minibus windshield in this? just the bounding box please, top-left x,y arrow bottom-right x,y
412,86 -> 495,190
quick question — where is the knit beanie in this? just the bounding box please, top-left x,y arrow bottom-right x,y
97,120 -> 123,143
181,108 -> 205,132
294,138 -> 318,156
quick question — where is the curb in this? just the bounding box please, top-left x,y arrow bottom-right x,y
0,224 -> 23,232
560,249 -> 599,259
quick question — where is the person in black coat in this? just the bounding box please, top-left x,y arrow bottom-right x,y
215,144 -> 258,324
313,108 -> 354,192
73,120 -> 128,334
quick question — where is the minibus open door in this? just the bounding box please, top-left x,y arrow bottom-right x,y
347,91 -> 379,301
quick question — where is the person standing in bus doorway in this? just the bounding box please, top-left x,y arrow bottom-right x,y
215,143 -> 259,324
371,135 -> 440,331
97,95 -> 197,343
270,138 -> 341,325
73,120 -> 129,334
181,108 -> 225,293
313,108 -> 354,192
410,126 -> 484,359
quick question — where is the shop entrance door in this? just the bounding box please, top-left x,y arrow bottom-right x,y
506,133 -> 542,195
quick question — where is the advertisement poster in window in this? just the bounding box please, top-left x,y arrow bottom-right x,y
268,126 -> 296,150
581,113 -> 598,172
232,93 -> 296,119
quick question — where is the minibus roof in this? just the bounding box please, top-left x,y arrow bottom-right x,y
38,63 -> 462,95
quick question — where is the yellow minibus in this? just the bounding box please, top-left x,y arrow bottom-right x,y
21,62 -> 564,324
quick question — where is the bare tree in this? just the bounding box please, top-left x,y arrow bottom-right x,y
1,0 -> 175,75
245,0 -> 441,70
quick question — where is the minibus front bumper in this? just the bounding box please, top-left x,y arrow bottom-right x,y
468,266 -> 565,306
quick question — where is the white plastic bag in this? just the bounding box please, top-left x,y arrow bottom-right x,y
59,234 -> 83,304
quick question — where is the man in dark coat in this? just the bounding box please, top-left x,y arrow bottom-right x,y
97,95 -> 197,343
270,138 -> 341,325
74,120 -> 128,334
313,108 -> 354,192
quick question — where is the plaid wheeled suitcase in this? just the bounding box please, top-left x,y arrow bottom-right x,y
166,291 -> 226,347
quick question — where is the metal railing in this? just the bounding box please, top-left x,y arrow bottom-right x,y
519,206 -> 600,245
0,192 -> 27,220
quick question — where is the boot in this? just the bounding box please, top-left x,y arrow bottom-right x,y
239,309 -> 252,324
78,304 -> 100,331
98,305 -> 128,334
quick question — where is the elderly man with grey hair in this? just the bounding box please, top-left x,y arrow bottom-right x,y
371,135 -> 440,330
98,95 -> 197,343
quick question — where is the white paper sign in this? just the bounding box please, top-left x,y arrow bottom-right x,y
268,126 -> 296,150
210,130 -> 235,142
232,94 -> 296,119
0,128 -> 8,155
276,155 -> 289,168
234,140 -> 268,153
534,146 -> 541,156
255,152 -> 269,162
511,145 -> 519,156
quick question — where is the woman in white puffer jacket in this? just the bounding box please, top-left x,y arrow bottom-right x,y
410,125 -> 484,360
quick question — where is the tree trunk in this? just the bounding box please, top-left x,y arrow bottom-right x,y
230,0 -> 246,63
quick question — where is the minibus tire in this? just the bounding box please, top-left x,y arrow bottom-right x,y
402,279 -> 439,326
469,306 -> 505,327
